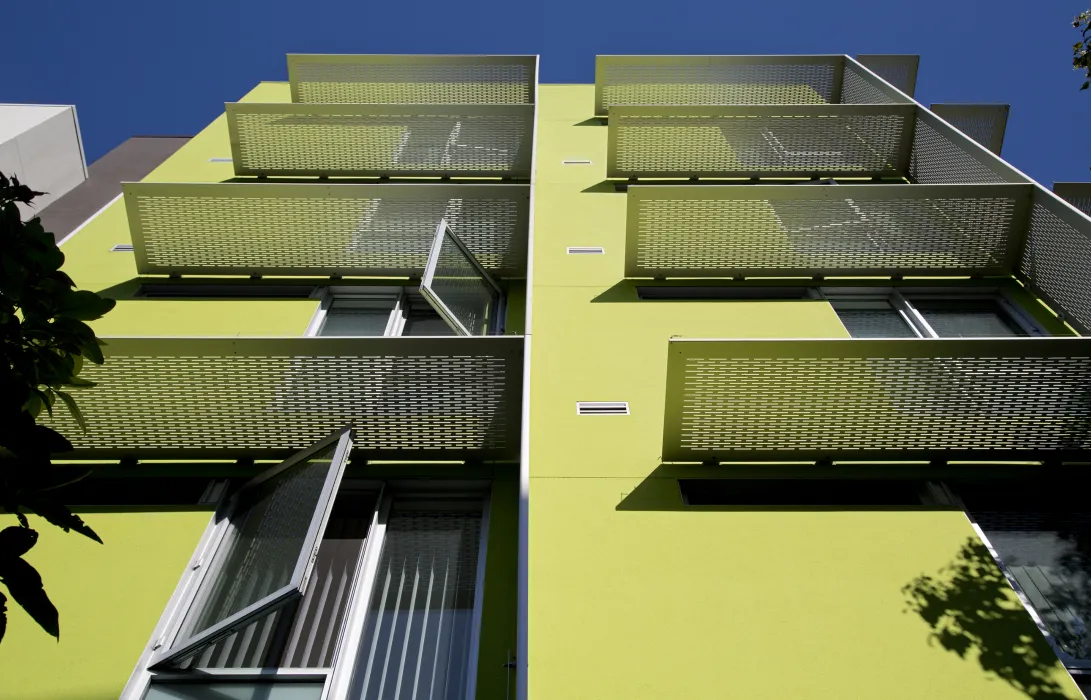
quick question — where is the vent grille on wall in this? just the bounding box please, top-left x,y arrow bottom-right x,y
111,244 -> 135,252
567,246 -> 605,255
576,401 -> 630,415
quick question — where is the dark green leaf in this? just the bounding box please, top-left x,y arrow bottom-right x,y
79,338 -> 105,365
0,590 -> 7,645
21,496 -> 102,544
0,527 -> 37,559
53,391 -> 85,432
56,291 -> 115,322
0,556 -> 58,639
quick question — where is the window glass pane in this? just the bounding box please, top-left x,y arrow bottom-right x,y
144,681 -> 324,700
176,444 -> 341,650
833,305 -> 917,338
911,299 -> 1027,338
402,298 -> 456,337
974,509 -> 1091,660
422,228 -> 498,335
959,481 -> 1091,662
319,298 -> 397,337
176,491 -> 377,670
349,500 -> 484,700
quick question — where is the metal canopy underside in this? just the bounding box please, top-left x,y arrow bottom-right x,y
1053,182 -> 1091,217
625,183 -> 1034,278
593,55 -> 914,115
663,337 -> 1091,463
930,104 -> 1010,156
287,54 -> 538,105
606,104 -> 916,179
44,337 -> 524,460
123,182 -> 530,278
607,104 -> 1030,183
226,103 -> 534,178
855,55 -> 920,98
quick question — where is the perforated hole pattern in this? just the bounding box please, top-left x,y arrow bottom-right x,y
230,108 -> 533,177
130,186 -> 528,277
45,339 -> 522,457
600,62 -> 837,108
840,62 -> 900,105
611,111 -> 908,177
908,114 -> 1018,184
1020,191 -> 1091,334
630,190 -> 1021,275
853,56 -> 917,96
666,345 -> 1091,459
292,58 -> 534,104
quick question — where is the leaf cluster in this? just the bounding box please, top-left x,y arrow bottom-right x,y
1076,10 -> 1091,90
0,171 -> 114,644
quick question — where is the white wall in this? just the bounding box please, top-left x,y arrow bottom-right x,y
0,104 -> 88,219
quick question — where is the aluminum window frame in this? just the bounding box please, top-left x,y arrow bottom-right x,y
822,286 -> 1047,338
149,428 -> 355,669
421,218 -> 505,336
123,479 -> 493,700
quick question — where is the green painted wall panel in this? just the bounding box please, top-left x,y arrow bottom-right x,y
0,511 -> 210,700
525,84 -> 1083,700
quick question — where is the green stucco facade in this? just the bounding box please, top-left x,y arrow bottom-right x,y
0,69 -> 1085,700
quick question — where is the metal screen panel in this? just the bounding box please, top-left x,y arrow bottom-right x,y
840,57 -> 910,104
663,337 -> 1091,462
626,184 -> 1032,277
1018,186 -> 1091,334
594,55 -> 845,115
930,104 -> 1010,155
854,55 -> 919,98
288,54 -> 537,104
226,104 -> 533,177
44,337 -> 523,460
422,220 -> 502,336
1053,183 -> 1091,217
607,105 -> 915,179
908,109 -> 1028,184
124,182 -> 529,278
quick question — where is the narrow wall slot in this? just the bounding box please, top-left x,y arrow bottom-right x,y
567,246 -> 605,255
110,244 -> 135,252
576,401 -> 630,416
208,157 -> 233,163
562,159 -> 593,165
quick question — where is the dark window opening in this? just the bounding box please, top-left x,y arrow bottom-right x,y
679,478 -> 942,507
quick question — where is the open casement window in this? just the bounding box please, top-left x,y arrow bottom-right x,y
421,219 -> 503,336
150,428 -> 354,669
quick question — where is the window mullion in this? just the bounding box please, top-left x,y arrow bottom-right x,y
892,292 -> 937,338
386,293 -> 408,337
322,486 -> 393,700
305,288 -> 333,337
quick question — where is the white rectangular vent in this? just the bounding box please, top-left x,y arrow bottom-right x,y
111,244 -> 135,252
567,246 -> 605,255
576,401 -> 630,416
562,159 -> 592,165
208,157 -> 233,163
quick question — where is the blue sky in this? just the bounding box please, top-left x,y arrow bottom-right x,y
4,0 -> 1088,184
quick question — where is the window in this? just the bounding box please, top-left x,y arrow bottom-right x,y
824,288 -> 1045,339
308,220 -> 504,337
123,431 -> 492,700
956,480 -> 1091,677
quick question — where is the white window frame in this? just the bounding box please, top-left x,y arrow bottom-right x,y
823,286 -> 1048,339
120,477 -> 492,700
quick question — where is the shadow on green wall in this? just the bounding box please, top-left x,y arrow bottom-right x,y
903,537 -> 1075,700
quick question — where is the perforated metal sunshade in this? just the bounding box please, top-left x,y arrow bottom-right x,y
624,183 -> 1033,278
123,182 -> 530,278
287,54 -> 537,105
662,337 -> 1091,462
